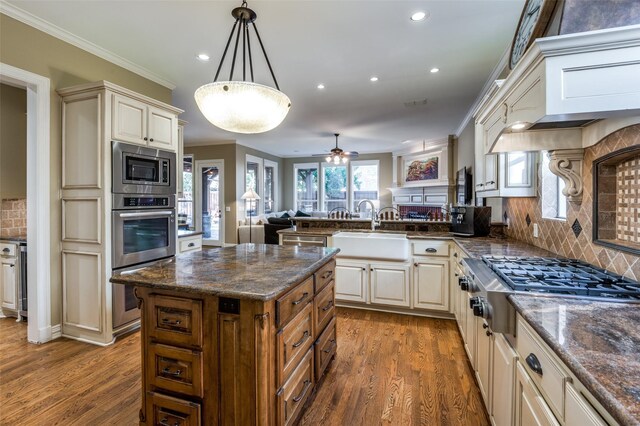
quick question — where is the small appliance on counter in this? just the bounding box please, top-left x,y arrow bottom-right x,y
450,206 -> 491,237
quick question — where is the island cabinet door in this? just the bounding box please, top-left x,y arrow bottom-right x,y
148,295 -> 203,349
277,349 -> 314,426
146,391 -> 201,426
314,281 -> 335,335
277,303 -> 314,386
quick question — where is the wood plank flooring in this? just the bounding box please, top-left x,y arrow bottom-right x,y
0,308 -> 488,425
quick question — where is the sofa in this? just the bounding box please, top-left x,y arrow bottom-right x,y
237,210 -> 324,244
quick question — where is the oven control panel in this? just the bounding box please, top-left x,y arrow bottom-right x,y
123,197 -> 171,207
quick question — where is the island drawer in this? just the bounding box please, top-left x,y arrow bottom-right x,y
148,343 -> 203,397
277,276 -> 314,328
277,303 -> 314,386
315,316 -> 336,381
277,349 -> 314,426
148,295 -> 203,349
314,281 -> 335,336
314,260 -> 336,293
413,241 -> 449,257
147,391 -> 201,426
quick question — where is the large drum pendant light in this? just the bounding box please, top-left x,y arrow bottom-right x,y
195,2 -> 291,134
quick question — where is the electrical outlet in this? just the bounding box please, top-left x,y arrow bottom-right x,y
225,206 -> 231,212
533,223 -> 539,238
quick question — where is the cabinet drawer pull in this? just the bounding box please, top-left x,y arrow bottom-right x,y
2,248 -> 9,253
291,292 -> 309,306
425,248 -> 437,253
453,252 -> 458,257
188,242 -> 195,247
321,300 -> 334,312
292,379 -> 311,403
487,181 -> 495,185
162,367 -> 183,377
323,339 -> 336,353
321,270 -> 333,279
526,353 -> 543,376
159,418 -> 179,426
161,318 -> 182,326
292,330 -> 310,348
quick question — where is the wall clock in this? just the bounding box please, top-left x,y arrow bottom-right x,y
509,0 -> 558,69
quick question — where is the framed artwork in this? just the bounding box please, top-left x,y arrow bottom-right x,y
403,154 -> 439,186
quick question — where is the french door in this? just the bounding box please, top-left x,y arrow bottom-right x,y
195,160 -> 225,246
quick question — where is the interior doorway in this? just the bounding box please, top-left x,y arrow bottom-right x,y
0,62 -> 52,344
194,160 -> 225,246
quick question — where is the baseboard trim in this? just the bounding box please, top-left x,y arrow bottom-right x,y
51,324 -> 62,339
335,301 -> 455,320
61,333 -> 115,347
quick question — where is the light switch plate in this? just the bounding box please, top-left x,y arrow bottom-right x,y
225,206 -> 231,212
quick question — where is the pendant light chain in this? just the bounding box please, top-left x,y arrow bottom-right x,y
213,18 -> 240,82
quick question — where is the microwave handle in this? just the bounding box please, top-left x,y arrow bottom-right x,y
117,210 -> 175,218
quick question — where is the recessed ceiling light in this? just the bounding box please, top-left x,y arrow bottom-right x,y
410,11 -> 427,21
511,123 -> 527,130
430,67 -> 439,73
370,76 -> 379,82
197,53 -> 210,61
317,84 -> 325,89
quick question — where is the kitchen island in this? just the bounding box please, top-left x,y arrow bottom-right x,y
111,244 -> 339,426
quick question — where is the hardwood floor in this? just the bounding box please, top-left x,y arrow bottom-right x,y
0,309 -> 488,425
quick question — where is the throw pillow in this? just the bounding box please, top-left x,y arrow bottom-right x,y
281,212 -> 290,218
295,210 -> 311,217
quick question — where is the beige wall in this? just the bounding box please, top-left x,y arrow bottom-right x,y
0,14 -> 173,327
282,152 -> 393,210
456,120 -> 476,204
0,83 -> 27,199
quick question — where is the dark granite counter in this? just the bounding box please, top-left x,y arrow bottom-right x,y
0,235 -> 27,244
509,295 -> 640,426
110,244 -> 339,301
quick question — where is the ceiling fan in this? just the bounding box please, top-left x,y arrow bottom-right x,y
312,133 -> 359,164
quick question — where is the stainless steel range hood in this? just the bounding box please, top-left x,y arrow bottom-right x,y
475,25 -> 640,155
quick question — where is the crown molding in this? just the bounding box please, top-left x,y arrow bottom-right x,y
454,44 -> 510,137
0,1 -> 176,90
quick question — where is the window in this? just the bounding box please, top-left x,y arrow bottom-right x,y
541,151 -> 567,220
178,155 -> 194,230
294,163 -> 319,212
293,160 -> 380,214
245,158 -> 260,216
322,164 -> 347,212
264,160 -> 277,214
351,160 -> 379,212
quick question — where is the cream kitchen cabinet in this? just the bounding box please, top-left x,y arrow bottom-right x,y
412,257 -> 449,311
565,383 -> 606,426
464,293 -> 477,368
483,154 -> 498,191
0,257 -> 17,311
475,151 -> 537,198
113,94 -> 178,151
515,361 -> 559,426
176,121 -> 186,196
370,262 -> 410,308
491,333 -> 518,426
476,317 -> 493,411
335,260 -> 369,303
178,234 -> 202,254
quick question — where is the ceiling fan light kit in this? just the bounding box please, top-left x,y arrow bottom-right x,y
316,133 -> 359,164
194,1 -> 291,134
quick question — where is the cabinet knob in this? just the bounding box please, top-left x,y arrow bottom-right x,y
414,263 -> 418,267
143,137 -> 148,141
149,138 -> 154,142
362,268 -> 366,271
487,181 -> 495,185
486,330 -> 493,337
188,242 -> 195,247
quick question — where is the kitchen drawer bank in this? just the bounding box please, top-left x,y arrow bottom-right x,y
111,244 -> 338,425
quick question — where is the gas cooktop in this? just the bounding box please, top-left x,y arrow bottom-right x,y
482,255 -> 640,301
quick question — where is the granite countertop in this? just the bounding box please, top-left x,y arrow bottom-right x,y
509,295 -> 640,426
178,230 -> 204,238
110,244 -> 339,301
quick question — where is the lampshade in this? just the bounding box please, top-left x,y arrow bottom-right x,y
241,189 -> 261,200
195,81 -> 291,134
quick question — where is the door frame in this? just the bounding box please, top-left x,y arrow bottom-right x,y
0,62 -> 52,344
194,159 -> 225,246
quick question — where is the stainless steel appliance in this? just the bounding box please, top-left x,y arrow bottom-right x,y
112,141 -> 176,195
460,255 -> 640,335
450,206 -> 491,237
281,235 -> 327,247
112,194 -> 176,269
111,194 -> 176,329
18,244 -> 27,320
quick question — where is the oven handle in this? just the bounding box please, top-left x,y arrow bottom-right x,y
117,210 -> 174,218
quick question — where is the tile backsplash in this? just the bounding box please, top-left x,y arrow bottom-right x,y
0,198 -> 27,238
504,124 -> 640,280
617,155 -> 640,244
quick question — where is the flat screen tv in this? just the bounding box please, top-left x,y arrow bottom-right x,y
456,167 -> 472,205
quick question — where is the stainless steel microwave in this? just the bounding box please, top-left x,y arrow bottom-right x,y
112,141 -> 176,195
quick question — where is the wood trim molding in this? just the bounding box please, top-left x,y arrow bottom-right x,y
548,149 -> 585,203
0,62 -> 52,344
0,1 -> 176,89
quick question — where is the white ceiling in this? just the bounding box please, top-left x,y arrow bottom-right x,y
6,0 -> 525,156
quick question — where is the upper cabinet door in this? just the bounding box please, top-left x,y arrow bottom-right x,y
148,106 -> 178,151
484,154 -> 498,190
112,94 -> 148,146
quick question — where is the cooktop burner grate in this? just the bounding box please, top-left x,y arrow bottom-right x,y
481,255 -> 640,300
